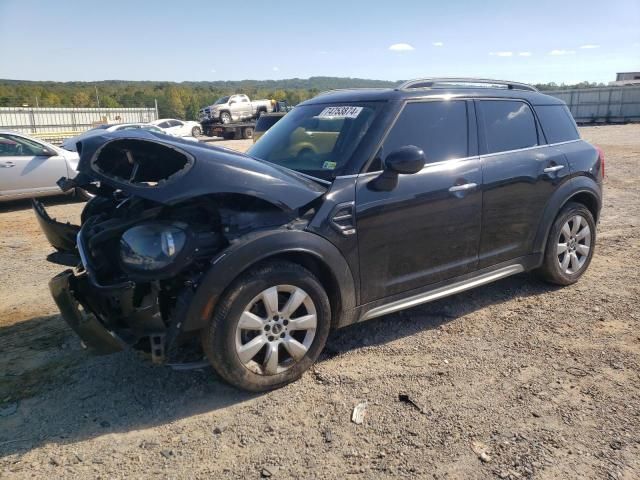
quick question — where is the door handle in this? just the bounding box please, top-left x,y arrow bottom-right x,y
449,182 -> 477,192
1,162 -> 16,168
543,165 -> 564,173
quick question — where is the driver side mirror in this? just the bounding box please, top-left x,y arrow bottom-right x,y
41,147 -> 58,157
229,100 -> 236,105
369,145 -> 426,191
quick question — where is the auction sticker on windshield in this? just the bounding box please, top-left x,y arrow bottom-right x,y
318,106 -> 363,118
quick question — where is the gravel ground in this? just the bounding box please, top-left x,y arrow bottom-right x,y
0,126 -> 638,479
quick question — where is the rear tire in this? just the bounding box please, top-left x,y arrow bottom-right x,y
242,127 -> 254,139
201,261 -> 331,392
535,202 -> 596,285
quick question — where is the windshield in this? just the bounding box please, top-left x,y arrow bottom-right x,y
248,103 -> 379,180
214,96 -> 230,105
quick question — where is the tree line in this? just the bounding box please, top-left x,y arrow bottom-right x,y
0,78 -> 607,120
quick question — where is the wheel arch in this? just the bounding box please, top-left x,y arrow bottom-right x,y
181,229 -> 357,333
533,176 -> 602,255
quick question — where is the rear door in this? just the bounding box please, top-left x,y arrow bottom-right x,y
0,134 -> 68,198
356,99 -> 483,303
477,99 -> 570,268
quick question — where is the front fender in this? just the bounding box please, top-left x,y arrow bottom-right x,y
533,175 -> 602,255
181,228 -> 357,332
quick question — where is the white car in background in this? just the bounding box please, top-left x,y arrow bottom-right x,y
151,118 -> 202,137
0,130 -> 90,202
61,123 -> 164,152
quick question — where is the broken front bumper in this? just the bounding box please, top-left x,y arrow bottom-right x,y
49,270 -> 125,355
32,200 -> 79,252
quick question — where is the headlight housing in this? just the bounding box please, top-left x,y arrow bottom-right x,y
120,222 -> 190,274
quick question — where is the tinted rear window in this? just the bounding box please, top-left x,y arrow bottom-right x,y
478,100 -> 538,154
380,100 -> 468,165
534,105 -> 580,143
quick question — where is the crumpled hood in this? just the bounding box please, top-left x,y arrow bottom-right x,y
75,130 -> 326,211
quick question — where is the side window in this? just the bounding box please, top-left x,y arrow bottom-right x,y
534,105 -> 580,143
373,100 -> 468,170
158,121 -> 171,128
0,134 -> 47,156
167,120 -> 181,127
478,100 -> 538,154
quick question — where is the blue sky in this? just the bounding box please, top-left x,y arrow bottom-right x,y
0,0 -> 638,84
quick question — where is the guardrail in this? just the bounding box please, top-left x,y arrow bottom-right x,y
0,107 -> 158,136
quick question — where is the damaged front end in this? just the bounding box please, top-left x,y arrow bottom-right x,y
34,130 -> 325,362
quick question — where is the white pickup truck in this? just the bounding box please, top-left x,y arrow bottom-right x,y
199,94 -> 273,124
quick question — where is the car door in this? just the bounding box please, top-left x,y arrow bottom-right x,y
0,133 -> 69,198
476,99 -> 570,268
355,99 -> 483,303
239,95 -> 252,119
227,95 -> 240,121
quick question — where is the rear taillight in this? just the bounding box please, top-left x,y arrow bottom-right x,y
595,146 -> 605,178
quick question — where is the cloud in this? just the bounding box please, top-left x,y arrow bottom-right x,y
389,43 -> 415,52
210,68 -> 216,73
272,66 -> 279,71
432,42 -> 444,47
518,52 -> 532,56
549,49 -> 576,55
579,44 -> 600,49
490,51 -> 513,57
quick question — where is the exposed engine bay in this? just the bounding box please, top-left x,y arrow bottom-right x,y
34,130 -> 326,363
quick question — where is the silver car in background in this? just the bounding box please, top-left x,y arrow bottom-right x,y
0,130 -> 87,202
61,123 -> 164,152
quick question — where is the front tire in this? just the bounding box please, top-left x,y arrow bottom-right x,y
536,202 -> 596,285
191,126 -> 202,137
201,261 -> 331,392
220,111 -> 232,124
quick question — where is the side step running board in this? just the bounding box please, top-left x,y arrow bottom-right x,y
361,264 -> 524,321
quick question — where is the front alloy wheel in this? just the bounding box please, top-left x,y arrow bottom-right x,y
202,261 -> 331,391
236,285 -> 317,375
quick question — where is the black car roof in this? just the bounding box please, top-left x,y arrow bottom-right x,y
301,86 -> 566,107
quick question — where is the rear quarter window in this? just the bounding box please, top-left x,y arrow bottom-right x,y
478,100 -> 539,154
534,105 -> 580,143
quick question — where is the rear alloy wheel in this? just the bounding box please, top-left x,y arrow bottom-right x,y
202,261 -> 331,391
220,111 -> 232,124
536,202 -> 596,285
191,126 -> 202,137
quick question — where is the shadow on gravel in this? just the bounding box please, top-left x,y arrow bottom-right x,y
0,195 -> 84,214
0,272 -> 558,457
323,272 -> 560,359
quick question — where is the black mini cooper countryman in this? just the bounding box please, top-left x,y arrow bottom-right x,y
34,78 -> 603,391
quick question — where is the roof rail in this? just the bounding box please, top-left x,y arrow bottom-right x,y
398,77 -> 538,92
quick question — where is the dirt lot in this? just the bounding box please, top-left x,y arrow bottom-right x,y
1,126 -> 638,479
